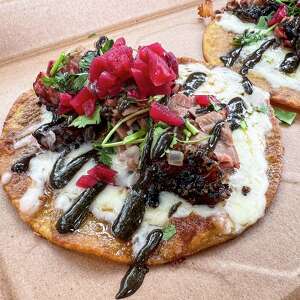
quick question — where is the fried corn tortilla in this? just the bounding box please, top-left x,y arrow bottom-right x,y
0,58 -> 283,265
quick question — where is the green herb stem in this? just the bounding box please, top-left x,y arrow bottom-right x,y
101,138 -> 145,148
176,135 -> 211,144
101,108 -> 149,146
50,52 -> 66,77
185,119 -> 199,135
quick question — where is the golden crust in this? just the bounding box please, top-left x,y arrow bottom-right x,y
0,58 -> 283,265
203,21 -> 300,111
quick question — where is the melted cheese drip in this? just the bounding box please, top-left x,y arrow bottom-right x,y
20,151 -> 60,215
217,12 -> 300,91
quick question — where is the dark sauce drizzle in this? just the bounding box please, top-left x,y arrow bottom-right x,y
227,97 -> 247,130
239,38 -> 276,94
56,182 -> 106,234
206,121 -> 225,152
50,149 -> 96,189
168,201 -> 182,218
280,52 -> 300,73
112,127 -> 156,240
115,229 -> 163,299
220,47 -> 243,67
182,72 -> 207,96
150,131 -> 174,160
11,154 -> 36,173
112,188 -> 146,240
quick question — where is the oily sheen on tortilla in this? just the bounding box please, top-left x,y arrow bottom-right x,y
0,58 -> 283,265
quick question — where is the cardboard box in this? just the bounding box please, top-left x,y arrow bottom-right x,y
0,1 -> 299,299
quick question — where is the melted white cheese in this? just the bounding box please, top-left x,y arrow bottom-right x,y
90,185 -> 127,223
225,111 -> 271,232
20,151 -> 59,215
217,12 -> 300,91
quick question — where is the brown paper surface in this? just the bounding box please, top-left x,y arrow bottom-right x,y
0,1 -> 299,299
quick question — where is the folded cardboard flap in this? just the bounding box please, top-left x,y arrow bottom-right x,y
0,1 -> 299,299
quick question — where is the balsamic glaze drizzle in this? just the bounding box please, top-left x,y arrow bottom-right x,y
11,154 -> 36,173
56,182 -> 106,234
240,39 -> 276,76
239,38 -> 276,94
227,97 -> 247,130
50,149 -> 96,189
220,47 -> 243,67
115,229 -> 163,299
280,52 -> 300,73
182,72 -> 207,96
112,188 -> 146,241
206,121 -> 225,152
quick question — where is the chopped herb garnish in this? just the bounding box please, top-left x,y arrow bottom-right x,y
274,107 -> 297,125
183,128 -> 192,141
70,106 -> 101,128
97,147 -> 115,167
97,37 -> 114,55
233,25 -> 276,47
42,72 -> 88,93
50,52 -> 67,76
210,102 -> 222,112
101,108 -> 149,146
79,51 -> 97,72
185,119 -> 199,135
162,224 -> 176,241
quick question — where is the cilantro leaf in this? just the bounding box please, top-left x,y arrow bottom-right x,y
72,73 -> 88,92
233,25 -> 275,47
42,72 -> 88,93
274,107 -> 297,125
70,106 -> 101,128
96,36 -> 114,55
97,147 -> 115,167
79,51 -> 97,72
100,38 -> 114,54
162,224 -> 176,241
